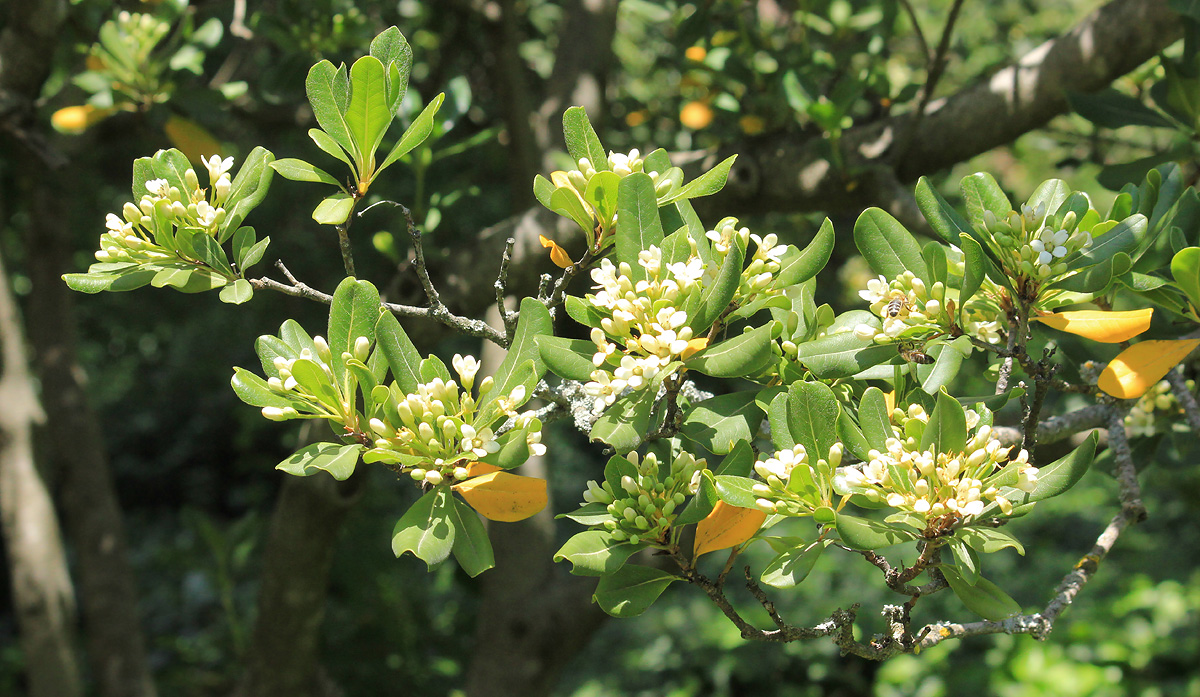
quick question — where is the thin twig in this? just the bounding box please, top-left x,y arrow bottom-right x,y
1165,367 -> 1200,431
897,0 -> 931,65
494,237 -> 518,345
894,0 -> 968,162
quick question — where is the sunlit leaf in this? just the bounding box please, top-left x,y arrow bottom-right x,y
1033,309 -> 1153,343
693,501 -> 766,558
453,471 -> 548,522
1098,339 -> 1200,398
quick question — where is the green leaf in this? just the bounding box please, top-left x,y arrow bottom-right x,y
958,526 -> 1025,556
375,310 -> 422,393
794,332 -> 895,379
368,27 -> 413,112
448,495 -> 494,577
767,392 -> 793,450
615,173 -> 665,280
958,234 -> 986,312
1170,246 -> 1200,311
392,488 -> 455,568
328,277 -> 381,358
915,338 -> 969,395
553,531 -> 640,576
858,386 -> 893,451
306,60 -> 357,161
562,106 -> 607,172
680,390 -> 765,455
922,240 -> 948,285
1027,178 -> 1072,216
535,335 -> 596,382
548,186 -> 595,231
921,388 -> 967,454
684,322 -> 776,378
854,208 -> 928,279
691,236 -> 745,332
837,410 -> 872,462
948,537 -> 981,585
378,93 -> 445,174
593,565 -> 677,618
775,217 -> 834,286
980,432 -> 1098,517
230,367 -> 292,408
590,387 -> 656,454
219,278 -> 253,304
786,381 -> 839,462
276,442 -> 362,481
476,427 -> 531,470
192,232 -> 231,273
940,565 -> 1022,620
309,128 -> 355,170
269,158 -> 341,186
761,539 -> 829,589
916,176 -> 973,245
312,193 -> 355,225
486,297 -> 551,401
565,295 -> 607,328
960,172 -> 1013,229
834,515 -> 918,550
1068,89 -> 1174,129
1075,214 -> 1147,267
659,154 -> 738,203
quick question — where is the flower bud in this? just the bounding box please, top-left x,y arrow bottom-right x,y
354,336 -> 370,362
424,470 -> 444,485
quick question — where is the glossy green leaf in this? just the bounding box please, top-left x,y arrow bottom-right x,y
306,60 -> 357,160
368,27 -> 413,112
590,380 -> 659,453
915,338 -> 970,395
941,564 -> 1022,620
219,278 -> 253,305
684,322 -> 775,378
231,367 -> 292,408
1170,246 -> 1200,310
309,128 -> 354,170
276,442 -> 362,481
269,158 -> 341,186
834,515 -> 918,550
858,386 -> 893,451
921,388 -> 967,454
680,390 -> 764,455
593,565 -> 677,618
854,207 -> 928,279
553,531 -> 640,576
659,154 -> 737,203
615,173 -> 664,280
922,240 -> 948,285
328,277 -> 381,358
958,526 -> 1025,556
486,297 -> 551,401
761,539 -> 829,589
794,332 -> 895,379
447,495 -> 494,577
1068,89 -> 1174,129
948,537 -> 981,585
1075,214 -> 1146,267
374,310 -> 422,393
392,488 -> 455,568
786,381 -> 839,462
775,217 -> 834,286
691,235 -> 745,332
562,106 -> 607,172
960,172 -> 1013,229
312,193 -> 355,225
378,92 -> 445,174
535,335 -> 596,382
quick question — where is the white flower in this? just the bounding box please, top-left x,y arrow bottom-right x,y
202,154 -> 235,182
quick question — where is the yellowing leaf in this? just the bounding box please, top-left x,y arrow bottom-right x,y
51,104 -> 115,134
884,390 -> 896,414
684,46 -> 707,62
463,461 -> 501,478
680,337 -> 709,360
164,114 -> 224,164
453,471 -> 547,522
1098,339 -> 1200,399
539,234 -> 573,269
1033,309 -> 1153,343
550,171 -> 573,188
693,501 -> 766,558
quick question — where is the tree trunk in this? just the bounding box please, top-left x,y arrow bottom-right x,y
0,249 -> 83,697
234,466 -> 361,697
21,164 -> 158,697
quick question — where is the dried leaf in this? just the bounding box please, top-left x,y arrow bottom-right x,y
453,471 -> 547,522
1033,309 -> 1153,343
693,501 -> 766,558
1098,339 -> 1200,398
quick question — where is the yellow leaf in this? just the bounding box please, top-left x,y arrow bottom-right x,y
453,471 -> 547,522
550,170 -> 573,189
680,101 -> 714,130
884,390 -> 896,414
680,337 -> 709,360
463,461 -> 501,478
693,501 -> 766,558
739,115 -> 766,135
51,104 -> 114,134
539,234 -> 574,269
1098,339 -> 1200,399
1033,309 -> 1153,343
685,46 -> 707,62
164,114 -> 224,164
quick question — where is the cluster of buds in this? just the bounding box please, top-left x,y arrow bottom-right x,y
749,443 -> 841,516
563,149 -> 678,200
984,203 -> 1092,282
704,218 -> 789,305
854,271 -> 1002,345
260,334 -> 372,425
841,405 -> 1038,524
107,11 -> 171,66
367,355 -> 544,487
582,246 -> 706,413
93,155 -> 236,265
579,451 -> 707,546
1125,379 -> 1191,437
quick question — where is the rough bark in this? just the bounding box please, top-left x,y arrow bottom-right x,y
20,163 -> 157,697
464,307 -> 609,697
234,465 -> 361,697
0,250 -> 83,697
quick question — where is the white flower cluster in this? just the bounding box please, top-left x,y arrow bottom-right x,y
578,450 -> 707,546
842,406 -> 1037,522
750,442 -> 842,516
704,219 -> 789,304
367,355 -> 544,487
984,203 -> 1092,281
260,333 -> 371,424
854,270 -> 1002,346
1125,379 -> 1190,437
564,149 -> 677,199
582,246 -> 705,413
94,154 -> 235,265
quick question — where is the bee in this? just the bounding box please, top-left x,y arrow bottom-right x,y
885,293 -> 911,318
898,340 -> 934,365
